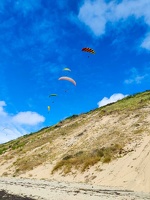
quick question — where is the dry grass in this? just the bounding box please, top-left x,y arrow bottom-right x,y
13,153 -> 47,175
52,144 -> 123,174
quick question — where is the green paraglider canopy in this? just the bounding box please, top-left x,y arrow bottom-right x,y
49,94 -> 57,97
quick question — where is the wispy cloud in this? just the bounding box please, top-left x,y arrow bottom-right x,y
77,0 -> 150,50
0,101 -> 7,116
141,33 -> 150,50
78,0 -> 108,36
124,67 -> 147,84
97,93 -> 127,107
0,101 -> 45,144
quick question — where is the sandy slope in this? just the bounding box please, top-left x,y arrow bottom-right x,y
0,125 -> 150,195
0,104 -> 150,197
93,134 -> 150,193
14,133 -> 150,194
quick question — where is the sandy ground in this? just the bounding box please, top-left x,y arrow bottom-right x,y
0,134 -> 150,199
16,134 -> 150,194
0,107 -> 150,199
0,177 -> 150,200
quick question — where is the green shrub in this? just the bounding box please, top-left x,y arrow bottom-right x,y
0,147 -> 7,155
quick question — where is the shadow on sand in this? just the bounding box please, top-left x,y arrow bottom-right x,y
0,190 -> 34,200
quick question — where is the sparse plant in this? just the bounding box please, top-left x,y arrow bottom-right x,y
63,155 -> 73,160
2,172 -> 9,176
0,147 -> 7,155
81,156 -> 100,172
102,155 -> 111,163
134,129 -> 143,134
66,114 -> 78,120
51,144 -> 123,174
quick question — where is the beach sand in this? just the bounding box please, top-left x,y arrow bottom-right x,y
0,177 -> 150,200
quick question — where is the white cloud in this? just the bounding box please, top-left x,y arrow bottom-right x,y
0,127 -> 25,144
78,0 -> 108,36
97,93 -> 127,107
124,67 -> 147,84
0,101 -> 45,144
141,34 -> 150,50
124,75 -> 145,84
111,0 -> 150,21
12,111 -> 45,125
77,0 -> 150,50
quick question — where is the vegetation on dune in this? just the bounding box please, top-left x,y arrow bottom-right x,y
99,90 -> 150,114
52,144 -> 123,174
0,90 -> 150,176
0,147 -> 7,155
13,153 -> 48,175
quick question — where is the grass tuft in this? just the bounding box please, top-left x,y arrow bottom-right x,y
52,144 -> 123,174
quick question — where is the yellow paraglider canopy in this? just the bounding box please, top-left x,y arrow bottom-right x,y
48,106 -> 50,112
63,68 -> 71,72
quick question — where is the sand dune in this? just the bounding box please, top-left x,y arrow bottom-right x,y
15,133 -> 150,194
0,92 -> 150,199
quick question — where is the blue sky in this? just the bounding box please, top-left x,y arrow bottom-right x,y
0,0 -> 150,143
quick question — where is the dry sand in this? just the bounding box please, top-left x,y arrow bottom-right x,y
0,134 -> 150,199
0,177 -> 150,200
16,134 -> 150,194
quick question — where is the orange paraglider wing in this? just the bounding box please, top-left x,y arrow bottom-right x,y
82,47 -> 95,54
